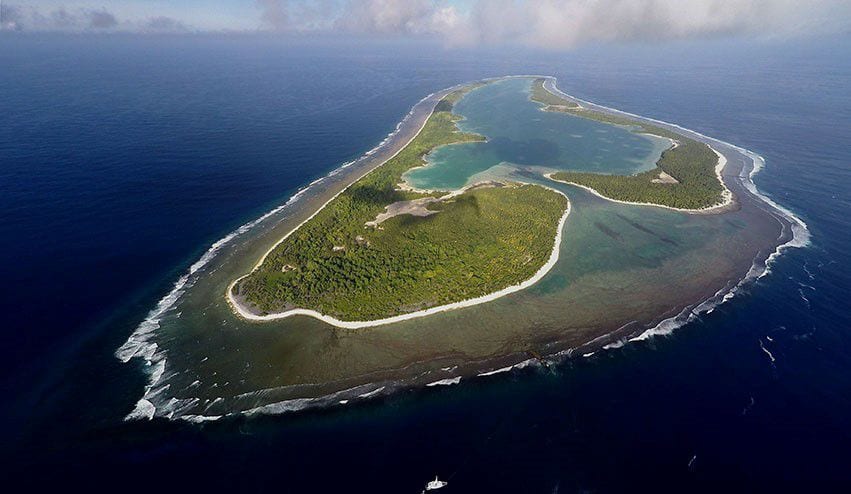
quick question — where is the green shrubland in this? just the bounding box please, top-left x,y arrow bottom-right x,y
531,78 -> 725,209
235,86 -> 567,320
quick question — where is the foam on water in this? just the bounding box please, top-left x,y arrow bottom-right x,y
117,88 -> 443,421
357,386 -> 386,398
120,76 -> 811,421
427,377 -> 462,387
539,76 -> 810,344
477,365 -> 516,377
126,399 -> 155,421
181,414 -> 223,424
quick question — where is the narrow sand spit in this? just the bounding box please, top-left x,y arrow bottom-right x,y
228,75 -> 733,328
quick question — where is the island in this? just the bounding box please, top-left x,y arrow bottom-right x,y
532,78 -> 731,210
119,75 -> 803,421
229,85 -> 570,324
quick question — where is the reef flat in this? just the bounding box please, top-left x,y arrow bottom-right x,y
230,83 -> 569,324
118,76 -> 802,421
536,78 -> 731,210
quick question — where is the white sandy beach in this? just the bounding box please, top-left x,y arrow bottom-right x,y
228,188 -> 571,329
225,78 -> 571,329
545,144 -> 734,214
534,78 -> 734,214
227,74 -> 733,329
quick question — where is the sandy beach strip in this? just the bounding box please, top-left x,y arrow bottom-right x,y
225,86 -> 450,322
228,74 -> 734,327
535,78 -> 734,214
227,78 -> 575,329
545,144 -> 734,214
228,187 -> 571,329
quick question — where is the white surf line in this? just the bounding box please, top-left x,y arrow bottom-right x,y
477,365 -> 515,377
545,146 -> 730,214
542,76 -> 809,238
128,75 -> 811,421
536,81 -> 734,214
117,85 -> 463,421
538,74 -> 809,347
427,377 -> 462,387
358,386 -> 386,398
737,149 -> 811,279
229,189 -> 571,329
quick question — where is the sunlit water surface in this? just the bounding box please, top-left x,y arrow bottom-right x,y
2,35 -> 850,492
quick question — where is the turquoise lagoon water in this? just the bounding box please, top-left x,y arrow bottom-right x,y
403,78 -> 671,190
5,37 -> 846,493
125,76 -> 785,421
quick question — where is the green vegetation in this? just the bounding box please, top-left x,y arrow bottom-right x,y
530,79 -> 579,109
531,78 -> 725,209
234,85 -> 568,321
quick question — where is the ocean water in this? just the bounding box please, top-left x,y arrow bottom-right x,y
2,34 -> 850,492
404,77 -> 670,190
130,73 -> 785,420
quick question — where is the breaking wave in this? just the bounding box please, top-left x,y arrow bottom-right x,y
116,88 -> 443,421
539,76 -> 810,344
118,75 -> 811,422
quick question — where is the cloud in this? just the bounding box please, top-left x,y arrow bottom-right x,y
334,0 -> 462,36
1,3 -> 23,31
87,9 -> 118,29
257,0 -> 336,32
50,8 -> 76,28
257,0 -> 851,47
144,16 -> 189,33
258,0 -> 290,31
458,0 -> 851,48
3,0 -> 850,47
0,4 -> 193,33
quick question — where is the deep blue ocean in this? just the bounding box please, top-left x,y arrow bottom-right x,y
2,34 -> 850,492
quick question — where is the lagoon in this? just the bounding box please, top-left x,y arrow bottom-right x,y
404,78 -> 671,191
113,76 -> 795,421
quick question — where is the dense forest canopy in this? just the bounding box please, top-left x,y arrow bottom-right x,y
531,78 -> 726,209
235,84 -> 567,321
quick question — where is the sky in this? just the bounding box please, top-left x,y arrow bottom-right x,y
2,0 -> 850,49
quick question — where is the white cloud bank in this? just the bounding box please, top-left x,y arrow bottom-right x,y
3,0 -> 850,48
263,0 -> 851,47
0,4 -> 187,33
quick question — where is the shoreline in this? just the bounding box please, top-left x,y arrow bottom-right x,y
226,79 -> 572,329
119,82 -> 464,420
224,77 -> 809,411
535,79 -> 735,214
228,187 -> 570,329
120,75 -> 810,421
545,145 -> 734,215
225,75 -> 760,328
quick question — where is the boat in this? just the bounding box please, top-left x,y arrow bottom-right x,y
425,475 -> 448,490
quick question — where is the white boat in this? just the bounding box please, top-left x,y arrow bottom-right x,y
425,475 -> 448,490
